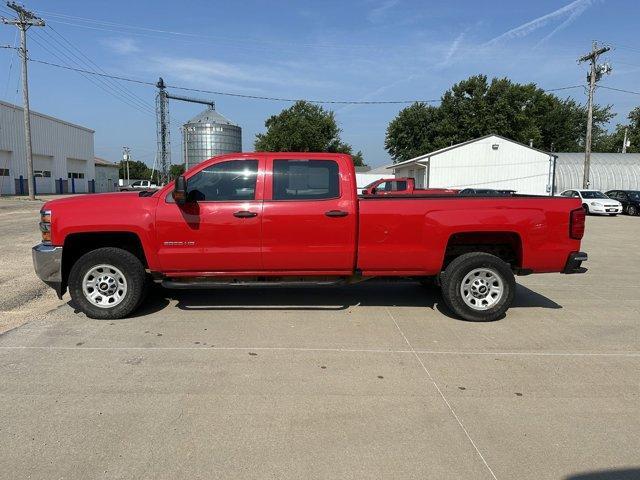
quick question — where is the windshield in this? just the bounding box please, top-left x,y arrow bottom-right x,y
581,191 -> 608,199
364,180 -> 383,189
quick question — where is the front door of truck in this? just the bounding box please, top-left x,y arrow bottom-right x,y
155,158 -> 264,273
260,157 -> 356,272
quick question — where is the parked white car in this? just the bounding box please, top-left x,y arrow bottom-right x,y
560,189 -> 622,215
119,180 -> 158,192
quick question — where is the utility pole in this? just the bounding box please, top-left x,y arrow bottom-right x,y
622,127 -> 629,153
578,41 -> 611,189
2,2 -> 45,200
122,147 -> 131,186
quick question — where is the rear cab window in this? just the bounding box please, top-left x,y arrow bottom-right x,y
272,159 -> 340,200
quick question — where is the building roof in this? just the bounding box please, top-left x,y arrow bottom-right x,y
555,152 -> 640,164
389,134 -> 556,169
367,164 -> 394,174
94,157 -> 117,167
0,99 -> 95,133
184,107 -> 238,126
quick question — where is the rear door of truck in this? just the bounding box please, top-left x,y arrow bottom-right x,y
260,154 -> 357,272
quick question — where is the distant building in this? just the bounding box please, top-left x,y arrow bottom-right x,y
389,134 -> 556,195
94,157 -> 119,193
554,152 -> 640,192
0,100 -> 95,195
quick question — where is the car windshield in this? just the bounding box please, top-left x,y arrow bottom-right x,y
364,180 -> 383,189
581,191 -> 608,199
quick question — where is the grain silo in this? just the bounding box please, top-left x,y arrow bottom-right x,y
182,106 -> 242,168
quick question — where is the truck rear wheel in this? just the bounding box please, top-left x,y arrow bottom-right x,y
68,247 -> 146,319
440,252 -> 515,322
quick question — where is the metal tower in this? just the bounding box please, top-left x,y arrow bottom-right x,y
155,77 -> 171,185
155,77 -> 217,184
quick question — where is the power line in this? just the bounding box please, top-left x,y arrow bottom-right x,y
27,58 -> 442,104
32,28 -> 154,115
28,34 -> 155,118
44,25 -> 154,114
599,85 -> 640,96
26,57 -> 593,105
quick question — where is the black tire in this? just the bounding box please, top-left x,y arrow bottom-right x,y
628,205 -> 638,216
440,252 -> 516,322
68,247 -> 147,319
582,203 -> 590,215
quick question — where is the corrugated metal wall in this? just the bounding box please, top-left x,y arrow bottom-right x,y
0,101 -> 94,194
554,153 -> 640,192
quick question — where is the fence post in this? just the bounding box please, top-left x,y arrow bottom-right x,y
71,177 -> 75,194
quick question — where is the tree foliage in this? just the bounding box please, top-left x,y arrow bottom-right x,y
598,106 -> 640,153
385,75 -> 615,162
255,100 -> 365,166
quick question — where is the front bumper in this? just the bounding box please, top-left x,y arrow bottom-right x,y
563,251 -> 588,274
32,243 -> 64,298
589,205 -> 622,214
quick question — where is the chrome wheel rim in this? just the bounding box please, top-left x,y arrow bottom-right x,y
82,264 -> 127,308
460,268 -> 504,311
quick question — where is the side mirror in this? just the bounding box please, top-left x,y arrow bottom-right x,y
370,187 -> 377,195
362,189 -> 369,195
172,175 -> 188,205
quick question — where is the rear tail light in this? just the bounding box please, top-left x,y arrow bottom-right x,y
570,207 -> 585,240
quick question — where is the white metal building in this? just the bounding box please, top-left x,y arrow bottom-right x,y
94,157 -> 119,193
390,134 -> 556,195
0,100 -> 95,195
554,152 -> 640,193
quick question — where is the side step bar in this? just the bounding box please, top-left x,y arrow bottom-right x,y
161,278 -> 354,289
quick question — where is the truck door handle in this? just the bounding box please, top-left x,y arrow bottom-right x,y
233,210 -> 258,218
325,210 -> 349,217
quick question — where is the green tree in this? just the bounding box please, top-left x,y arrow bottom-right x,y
598,106 -> 640,153
385,75 -> 614,162
255,100 -> 365,166
118,160 -> 151,181
169,163 -> 186,179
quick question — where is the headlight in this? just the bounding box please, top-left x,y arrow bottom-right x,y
590,202 -> 602,206
39,210 -> 51,244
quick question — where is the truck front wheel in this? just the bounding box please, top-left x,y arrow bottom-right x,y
68,247 -> 147,319
440,252 -> 515,322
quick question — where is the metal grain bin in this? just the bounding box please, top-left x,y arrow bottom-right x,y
182,107 -> 242,168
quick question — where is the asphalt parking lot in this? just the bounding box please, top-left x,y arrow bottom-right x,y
1,196 -> 639,480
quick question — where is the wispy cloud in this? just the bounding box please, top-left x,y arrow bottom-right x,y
367,0 -> 400,23
484,0 -> 597,46
141,56 -> 335,92
100,37 -> 140,54
438,32 -> 466,68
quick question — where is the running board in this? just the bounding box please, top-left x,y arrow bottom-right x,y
161,277 -> 355,289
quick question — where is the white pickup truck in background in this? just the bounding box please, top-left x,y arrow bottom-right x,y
119,180 -> 159,191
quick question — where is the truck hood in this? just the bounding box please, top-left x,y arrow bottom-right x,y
43,191 -> 153,211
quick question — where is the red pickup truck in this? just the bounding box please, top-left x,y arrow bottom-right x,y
362,177 -> 458,196
32,152 -> 587,322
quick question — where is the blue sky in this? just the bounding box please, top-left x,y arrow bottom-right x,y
1,0 -> 639,167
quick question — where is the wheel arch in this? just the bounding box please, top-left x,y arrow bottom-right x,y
441,231 -> 523,271
61,232 -> 148,296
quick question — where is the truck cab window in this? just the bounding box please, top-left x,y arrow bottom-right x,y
187,160 -> 258,201
273,160 -> 339,200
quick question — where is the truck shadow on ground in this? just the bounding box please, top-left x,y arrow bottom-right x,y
129,281 -> 562,321
565,468 -> 640,480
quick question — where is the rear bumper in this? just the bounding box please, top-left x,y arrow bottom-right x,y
562,251 -> 588,274
32,243 -> 64,298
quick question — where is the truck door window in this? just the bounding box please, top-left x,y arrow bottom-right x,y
187,160 -> 258,201
395,180 -> 407,191
273,160 -> 339,200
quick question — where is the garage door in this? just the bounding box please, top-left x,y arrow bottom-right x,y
33,155 -> 54,194
66,158 -> 87,193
